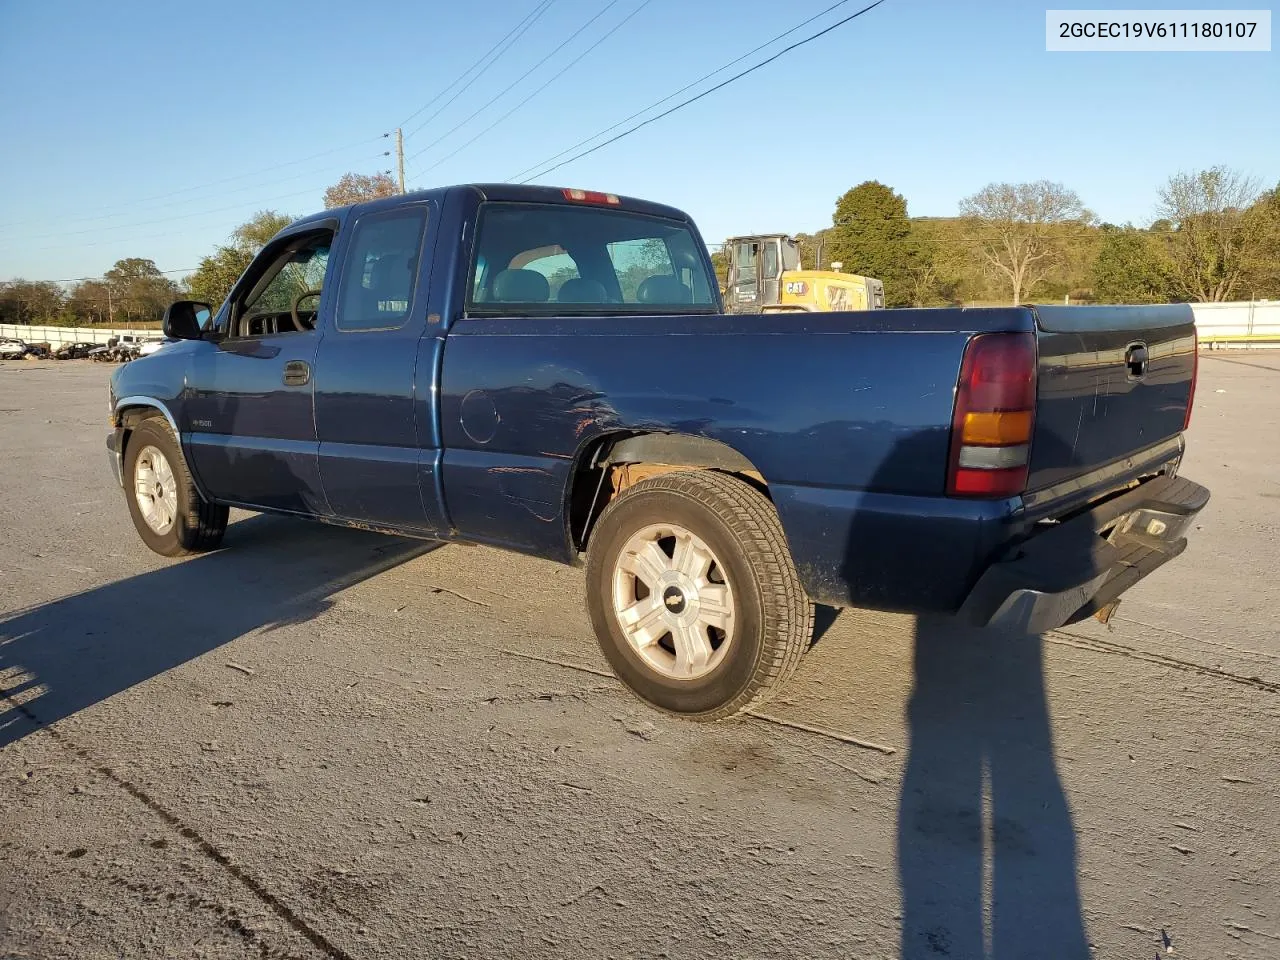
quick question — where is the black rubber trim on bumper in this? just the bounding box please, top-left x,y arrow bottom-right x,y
958,475 -> 1210,635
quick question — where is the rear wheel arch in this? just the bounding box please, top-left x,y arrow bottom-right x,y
566,431 -> 770,552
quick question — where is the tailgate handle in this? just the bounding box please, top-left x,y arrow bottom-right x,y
1125,342 -> 1149,379
282,360 -> 311,386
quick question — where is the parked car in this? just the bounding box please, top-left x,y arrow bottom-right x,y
0,338 -> 29,359
106,183 -> 1209,721
54,341 -> 100,360
137,337 -> 172,357
89,344 -> 116,362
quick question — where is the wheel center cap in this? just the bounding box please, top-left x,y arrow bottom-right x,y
661,585 -> 687,616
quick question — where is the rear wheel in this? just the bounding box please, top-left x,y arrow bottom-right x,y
585,470 -> 813,721
123,417 -> 228,557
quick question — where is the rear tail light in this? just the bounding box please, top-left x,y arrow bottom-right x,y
562,188 -> 621,206
947,332 -> 1037,498
1183,328 -> 1198,431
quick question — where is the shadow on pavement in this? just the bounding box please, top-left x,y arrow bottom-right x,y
833,426 -> 1090,957
0,514 -> 435,749
896,617 -> 1089,959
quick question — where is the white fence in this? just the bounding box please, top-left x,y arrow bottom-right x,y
0,323 -> 158,347
1189,300 -> 1280,344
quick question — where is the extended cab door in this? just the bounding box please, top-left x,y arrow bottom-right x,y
184,226 -> 335,514
312,200 -> 445,533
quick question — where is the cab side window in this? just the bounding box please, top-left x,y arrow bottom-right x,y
336,208 -> 428,332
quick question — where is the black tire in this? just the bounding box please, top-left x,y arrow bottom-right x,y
122,416 -> 228,557
585,470 -> 814,722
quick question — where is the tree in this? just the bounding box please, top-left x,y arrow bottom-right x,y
1242,184 -> 1280,298
101,258 -> 179,323
1156,166 -> 1269,302
959,181 -> 1091,304
1091,229 -> 1171,303
323,172 -> 399,209
233,210 -> 294,253
826,181 -> 922,307
902,232 -> 964,306
186,210 -> 295,310
0,280 -> 66,324
66,278 -> 115,324
709,247 -> 728,291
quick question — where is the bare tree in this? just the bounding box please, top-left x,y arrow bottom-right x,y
960,181 -> 1090,304
1157,166 -> 1266,302
323,172 -> 400,209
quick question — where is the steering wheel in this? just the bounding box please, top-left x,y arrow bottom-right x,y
290,289 -> 323,331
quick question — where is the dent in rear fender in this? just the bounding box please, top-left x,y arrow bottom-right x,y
440,447 -> 575,558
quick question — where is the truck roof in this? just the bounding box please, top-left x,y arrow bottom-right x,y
287,183 -> 696,234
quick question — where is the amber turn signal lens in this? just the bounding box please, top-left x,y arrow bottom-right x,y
961,410 -> 1033,446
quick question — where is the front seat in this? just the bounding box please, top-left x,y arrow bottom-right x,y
355,254 -> 413,326
636,275 -> 692,305
557,277 -> 608,303
492,268 -> 550,303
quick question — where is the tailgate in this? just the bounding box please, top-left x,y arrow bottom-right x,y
1028,304 -> 1196,490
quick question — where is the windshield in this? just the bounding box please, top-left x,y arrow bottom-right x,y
467,202 -> 717,315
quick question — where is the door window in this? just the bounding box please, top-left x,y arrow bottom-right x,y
228,231 -> 333,337
762,240 -> 779,280
734,242 -> 758,283
336,208 -> 429,332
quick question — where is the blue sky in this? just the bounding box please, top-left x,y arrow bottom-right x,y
0,0 -> 1275,283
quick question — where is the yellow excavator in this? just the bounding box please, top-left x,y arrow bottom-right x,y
722,234 -> 885,314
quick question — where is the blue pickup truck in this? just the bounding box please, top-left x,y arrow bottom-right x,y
108,184 -> 1208,720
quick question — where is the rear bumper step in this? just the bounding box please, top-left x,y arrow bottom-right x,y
958,475 -> 1210,635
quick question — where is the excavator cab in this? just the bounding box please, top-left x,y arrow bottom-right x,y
724,233 -> 885,315
725,234 -> 800,314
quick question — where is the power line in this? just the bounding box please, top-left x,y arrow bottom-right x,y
4,267 -> 198,285
403,0 -> 558,142
9,177 -> 372,256
518,0 -> 888,184
397,0 -> 550,131
2,153 -> 390,245
416,0 -> 656,179
507,0 -> 869,183
0,136 -> 387,232
407,0 -> 628,168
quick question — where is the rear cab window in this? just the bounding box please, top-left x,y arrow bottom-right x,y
466,202 -> 717,315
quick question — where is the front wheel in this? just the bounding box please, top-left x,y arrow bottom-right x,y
585,471 -> 814,721
123,417 -> 228,557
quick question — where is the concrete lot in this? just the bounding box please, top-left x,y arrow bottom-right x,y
1,354 -> 1277,960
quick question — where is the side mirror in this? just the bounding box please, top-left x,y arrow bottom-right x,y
162,300 -> 212,340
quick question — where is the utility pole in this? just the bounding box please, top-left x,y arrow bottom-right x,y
395,128 -> 406,194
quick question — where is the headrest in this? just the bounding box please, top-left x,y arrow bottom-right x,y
370,254 -> 406,288
636,274 -> 692,304
557,277 -> 608,303
492,268 -> 550,303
